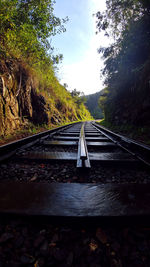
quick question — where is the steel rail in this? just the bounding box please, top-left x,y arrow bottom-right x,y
93,122 -> 150,150
0,122 -> 80,162
77,123 -> 91,168
92,122 -> 150,167
1,121 -> 150,221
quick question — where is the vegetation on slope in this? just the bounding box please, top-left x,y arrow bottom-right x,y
0,0 -> 92,139
85,91 -> 103,119
97,119 -> 150,145
96,0 -> 150,127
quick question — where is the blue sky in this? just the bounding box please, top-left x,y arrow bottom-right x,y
52,0 -> 108,95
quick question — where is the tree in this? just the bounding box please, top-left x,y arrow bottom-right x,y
95,0 -> 149,39
0,0 -> 68,61
98,88 -> 109,114
63,83 -> 69,90
96,0 -> 150,124
52,54 -> 63,65
71,89 -> 86,107
71,89 -> 81,98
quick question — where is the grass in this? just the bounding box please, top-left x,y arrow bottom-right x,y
0,1 -> 92,145
0,120 -> 84,146
97,119 -> 150,145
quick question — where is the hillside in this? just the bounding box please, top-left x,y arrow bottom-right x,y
85,91 -> 103,119
0,59 -> 92,137
0,0 -> 92,138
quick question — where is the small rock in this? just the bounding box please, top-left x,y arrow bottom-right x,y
67,252 -> 73,266
40,229 -> 46,235
14,235 -> 24,248
30,173 -> 38,182
53,248 -> 67,262
51,234 -> 59,243
111,251 -> 116,256
111,258 -> 122,267
34,235 -> 45,248
20,254 -> 35,264
40,241 -> 49,256
22,227 -> 28,237
7,260 -> 21,267
96,228 -> 107,244
0,233 -> 14,243
49,242 -> 56,247
111,241 -> 120,252
34,258 -> 45,267
83,238 -> 90,245
1,165 -> 7,169
89,239 -> 98,251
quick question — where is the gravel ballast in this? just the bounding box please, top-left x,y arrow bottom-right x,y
1,122 -> 150,266
0,161 -> 150,183
0,217 -> 149,267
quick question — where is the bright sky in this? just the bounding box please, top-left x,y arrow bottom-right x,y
52,0 -> 108,95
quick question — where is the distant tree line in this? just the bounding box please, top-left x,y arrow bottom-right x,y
85,91 -> 103,119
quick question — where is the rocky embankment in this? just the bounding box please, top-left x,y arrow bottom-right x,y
0,60 -> 90,137
0,60 -> 55,136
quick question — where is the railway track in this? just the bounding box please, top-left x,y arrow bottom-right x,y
0,121 -> 150,219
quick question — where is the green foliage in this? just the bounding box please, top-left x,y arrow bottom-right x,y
98,119 -> 150,144
71,89 -> 81,98
0,0 -> 68,62
96,0 -> 150,125
0,0 -> 92,127
71,89 -> 86,107
98,88 -> 109,115
96,0 -> 146,39
85,91 -> 103,119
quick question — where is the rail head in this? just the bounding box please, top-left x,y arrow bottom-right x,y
93,121 -> 150,167
93,122 -> 150,151
80,123 -> 87,160
0,122 -> 80,161
77,122 -> 90,168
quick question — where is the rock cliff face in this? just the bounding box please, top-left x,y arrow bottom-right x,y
0,60 -> 21,135
0,60 -> 76,136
